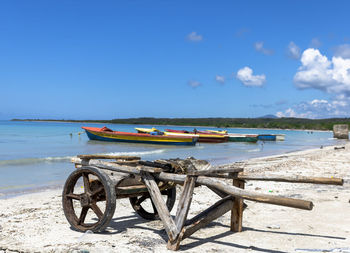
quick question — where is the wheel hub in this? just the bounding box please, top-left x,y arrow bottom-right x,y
80,193 -> 91,207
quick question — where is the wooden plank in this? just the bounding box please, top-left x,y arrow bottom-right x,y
231,172 -> 245,232
77,154 -> 141,160
187,167 -> 243,176
141,171 -> 178,242
182,196 -> 234,240
72,158 -> 163,174
174,176 -> 197,233
237,174 -> 344,185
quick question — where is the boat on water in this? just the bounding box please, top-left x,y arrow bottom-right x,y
228,134 -> 258,143
165,129 -> 228,143
206,130 -> 228,134
135,127 -> 199,138
258,134 -> 285,141
82,126 -> 198,145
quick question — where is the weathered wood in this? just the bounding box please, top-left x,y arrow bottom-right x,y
77,154 -> 141,160
207,186 -> 229,198
237,174 -> 344,185
157,173 -> 313,210
72,158 -> 163,174
187,167 -> 243,176
174,176 -> 197,233
231,173 -> 245,232
72,158 -> 314,210
182,196 -> 234,240
141,171 -> 178,241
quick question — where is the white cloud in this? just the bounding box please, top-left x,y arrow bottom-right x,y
215,75 -> 225,84
254,41 -> 273,55
334,44 -> 350,59
186,32 -> 203,42
310,38 -> 321,48
236,67 -> 266,86
276,98 -> 350,118
294,48 -> 350,96
188,80 -> 201,88
287,41 -> 301,59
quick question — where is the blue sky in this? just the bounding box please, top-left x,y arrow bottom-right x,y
1,0 -> 350,120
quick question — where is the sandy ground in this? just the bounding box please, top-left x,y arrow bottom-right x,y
0,143 -> 350,253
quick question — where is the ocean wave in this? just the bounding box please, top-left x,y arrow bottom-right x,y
0,156 -> 73,166
0,149 -> 166,166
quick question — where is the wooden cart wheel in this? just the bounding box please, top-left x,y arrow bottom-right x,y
62,166 -> 116,232
129,187 -> 176,220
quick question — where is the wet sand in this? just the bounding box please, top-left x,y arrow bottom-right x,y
0,143 -> 349,253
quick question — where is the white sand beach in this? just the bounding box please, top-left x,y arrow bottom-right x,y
0,143 -> 350,253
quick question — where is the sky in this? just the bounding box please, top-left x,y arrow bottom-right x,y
1,0 -> 350,120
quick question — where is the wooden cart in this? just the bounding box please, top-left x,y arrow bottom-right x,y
62,155 -> 343,251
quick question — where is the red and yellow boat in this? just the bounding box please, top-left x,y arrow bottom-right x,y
82,126 -> 198,146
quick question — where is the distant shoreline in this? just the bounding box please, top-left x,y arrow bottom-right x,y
11,117 -> 349,131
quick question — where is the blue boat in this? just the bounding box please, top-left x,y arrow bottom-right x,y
258,134 -> 277,141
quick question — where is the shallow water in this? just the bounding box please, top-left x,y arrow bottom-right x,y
0,120 -> 346,197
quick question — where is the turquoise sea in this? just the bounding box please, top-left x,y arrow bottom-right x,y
0,120 -> 346,198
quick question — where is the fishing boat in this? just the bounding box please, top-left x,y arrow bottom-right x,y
82,126 -> 198,145
228,134 -> 258,143
205,130 -> 228,134
257,134 -> 276,141
165,129 -> 228,143
135,127 -> 199,138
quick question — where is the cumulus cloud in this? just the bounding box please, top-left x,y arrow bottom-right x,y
186,32 -> 203,42
287,41 -> 301,59
254,41 -> 274,55
188,80 -> 201,88
215,75 -> 225,84
236,67 -> 266,86
294,48 -> 350,97
333,44 -> 350,59
276,98 -> 350,118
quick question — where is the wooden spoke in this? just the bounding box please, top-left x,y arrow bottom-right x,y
66,193 -> 81,200
91,203 -> 103,219
82,173 -> 91,193
135,195 -> 148,206
91,186 -> 104,197
78,206 -> 89,225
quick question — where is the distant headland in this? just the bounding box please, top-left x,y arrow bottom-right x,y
11,117 -> 350,131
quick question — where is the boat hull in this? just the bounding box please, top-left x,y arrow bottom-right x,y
165,129 -> 228,143
258,134 -> 276,141
83,127 -> 197,146
228,135 -> 258,143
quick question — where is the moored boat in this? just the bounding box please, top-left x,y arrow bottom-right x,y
258,134 -> 277,141
228,134 -> 258,143
165,129 -> 228,143
82,126 -> 197,145
206,130 -> 228,134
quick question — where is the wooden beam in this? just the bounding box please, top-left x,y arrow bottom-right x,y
237,174 -> 344,185
174,176 -> 197,232
168,176 -> 197,251
141,171 -> 178,242
182,196 -> 234,240
231,172 -> 245,232
187,167 -> 243,176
